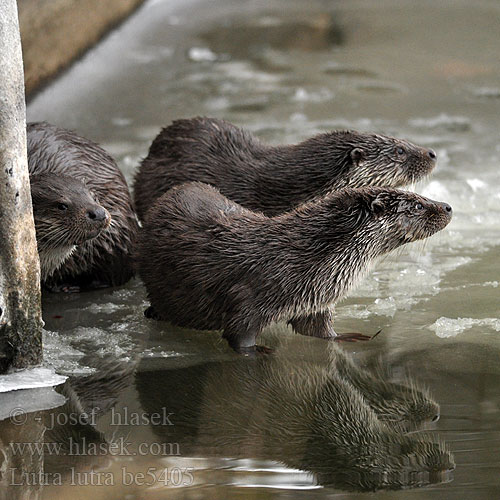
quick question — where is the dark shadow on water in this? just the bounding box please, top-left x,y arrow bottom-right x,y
201,11 -> 344,73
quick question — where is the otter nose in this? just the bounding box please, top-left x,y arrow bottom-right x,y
427,149 -> 437,160
87,206 -> 107,222
441,203 -> 452,214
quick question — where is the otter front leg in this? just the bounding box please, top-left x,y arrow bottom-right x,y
289,310 -> 336,338
289,310 -> 371,342
222,313 -> 271,355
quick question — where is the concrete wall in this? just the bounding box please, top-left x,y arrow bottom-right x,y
18,0 -> 146,97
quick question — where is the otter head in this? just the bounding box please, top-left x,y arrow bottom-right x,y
332,131 -> 437,189
355,188 -> 452,256
30,173 -> 111,279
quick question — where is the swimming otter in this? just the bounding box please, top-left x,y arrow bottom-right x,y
30,173 -> 110,281
133,116 -> 437,220
136,356 -> 454,491
27,122 -> 139,289
137,182 -> 452,352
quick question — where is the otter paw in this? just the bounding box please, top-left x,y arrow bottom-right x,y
331,332 -> 373,342
255,344 -> 274,355
232,344 -> 274,356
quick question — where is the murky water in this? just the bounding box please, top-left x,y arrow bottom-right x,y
1,0 -> 500,497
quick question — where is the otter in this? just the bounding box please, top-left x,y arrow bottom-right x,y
133,116 -> 437,220
136,356 -> 454,491
137,182 -> 452,352
30,173 -> 110,281
27,122 -> 139,289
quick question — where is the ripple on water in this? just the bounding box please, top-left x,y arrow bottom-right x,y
323,63 -> 377,78
471,86 -> 500,99
354,81 -> 407,95
409,114 -> 471,132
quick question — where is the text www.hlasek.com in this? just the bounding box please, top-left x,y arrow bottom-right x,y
10,437 -> 181,457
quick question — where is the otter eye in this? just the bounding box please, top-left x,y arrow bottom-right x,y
415,202 -> 423,210
58,203 -> 68,211
396,147 -> 405,155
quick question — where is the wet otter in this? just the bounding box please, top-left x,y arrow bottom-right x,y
30,173 -> 110,281
27,122 -> 139,289
133,116 -> 437,220
136,356 -> 454,491
137,182 -> 452,352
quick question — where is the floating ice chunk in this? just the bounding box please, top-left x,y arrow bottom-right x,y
421,180 -> 451,201
257,16 -> 282,27
466,178 -> 487,192
484,281 -> 499,288
142,347 -> 184,358
0,387 -> 66,421
112,117 -> 132,127
292,87 -> 333,103
43,330 -> 94,375
188,47 -> 217,62
84,302 -> 127,314
429,317 -> 500,338
0,367 -> 66,393
472,87 -> 500,99
372,297 -> 398,317
290,112 -> 307,122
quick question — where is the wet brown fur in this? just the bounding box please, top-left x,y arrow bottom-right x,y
133,116 -> 437,220
30,173 -> 110,281
27,122 -> 139,288
137,182 -> 452,351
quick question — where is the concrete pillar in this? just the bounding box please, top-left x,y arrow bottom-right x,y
0,0 -> 43,372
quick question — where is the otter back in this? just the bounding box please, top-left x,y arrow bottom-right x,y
133,116 -> 437,220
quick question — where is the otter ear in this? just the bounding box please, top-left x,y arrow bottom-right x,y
370,194 -> 386,215
350,148 -> 364,165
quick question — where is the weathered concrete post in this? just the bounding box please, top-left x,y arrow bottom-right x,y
0,0 -> 43,372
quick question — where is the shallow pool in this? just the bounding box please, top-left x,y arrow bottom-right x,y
2,0 -> 500,498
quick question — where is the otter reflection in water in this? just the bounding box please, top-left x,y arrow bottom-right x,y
326,344 -> 441,433
136,345 -> 454,492
43,357 -> 137,476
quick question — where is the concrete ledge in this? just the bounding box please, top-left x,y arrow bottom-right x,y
18,0 -> 146,97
